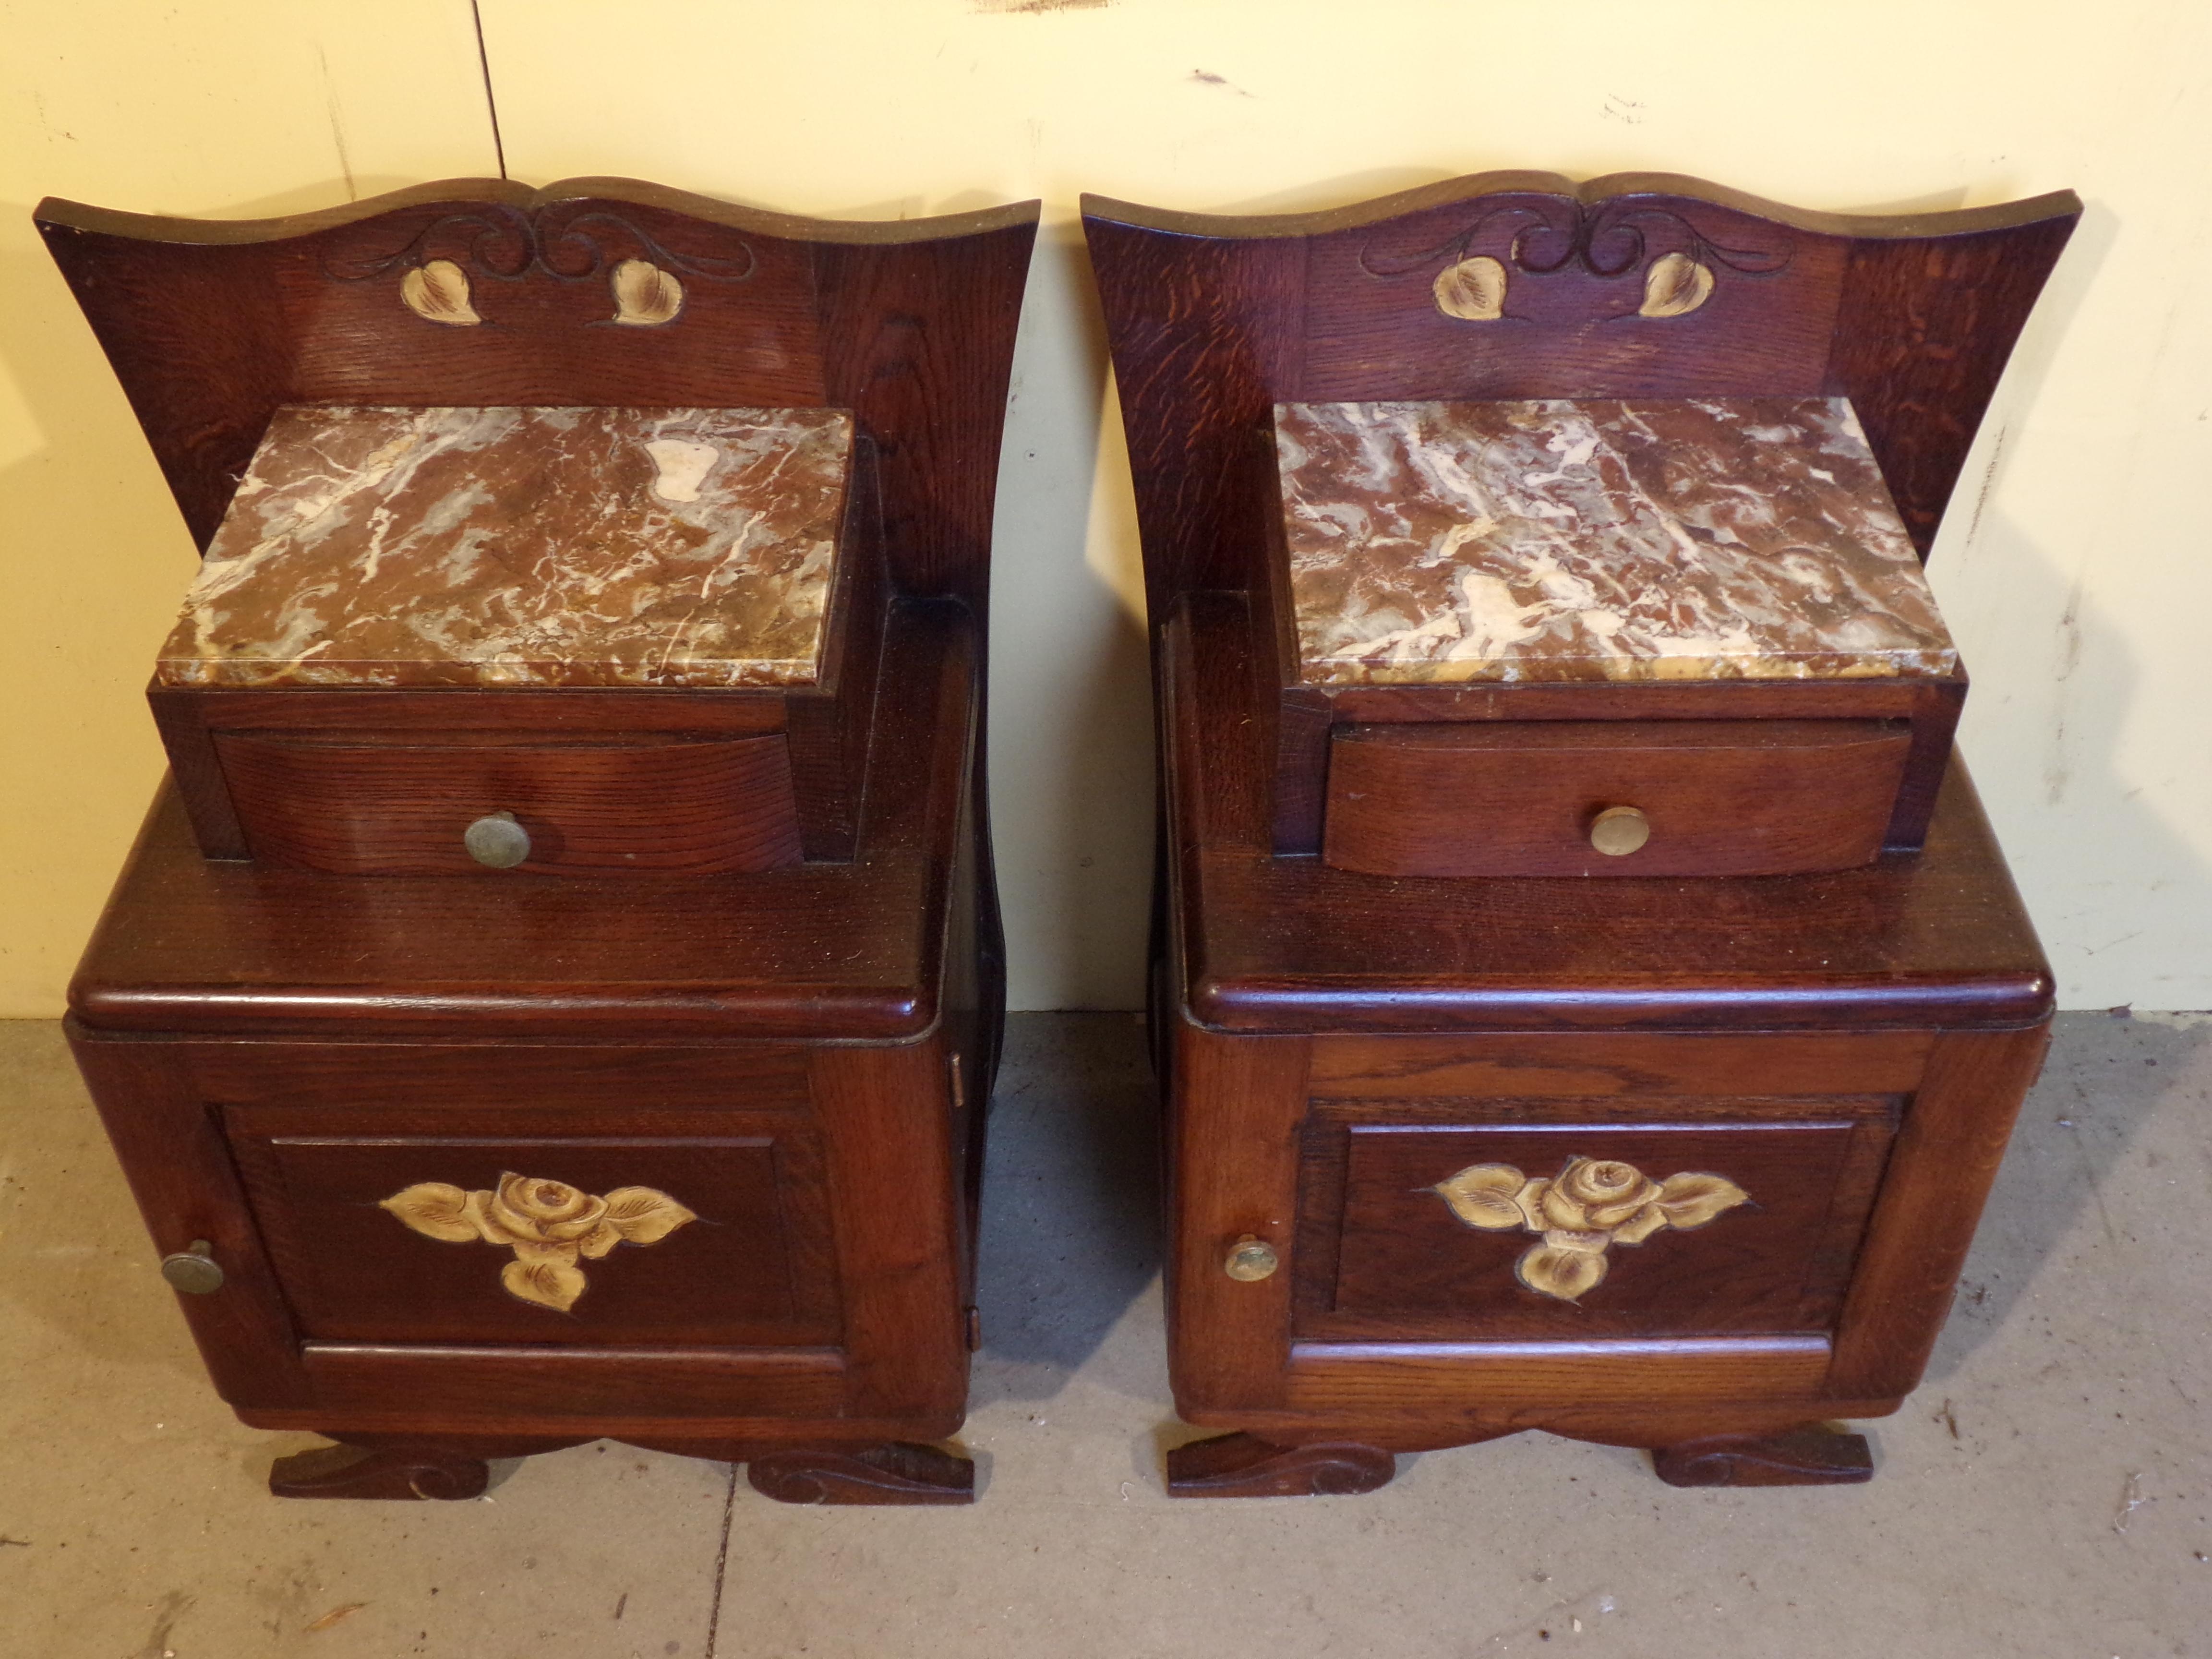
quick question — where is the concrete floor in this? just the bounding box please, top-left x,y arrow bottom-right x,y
0,1011 -> 2207,1659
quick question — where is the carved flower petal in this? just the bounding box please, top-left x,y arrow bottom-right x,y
602,1187 -> 699,1245
461,1189 -> 512,1245
1656,1171 -> 1751,1229
1539,1182 -> 1591,1231
1640,251 -> 1714,319
1516,1243 -> 1610,1303
400,258 -> 480,326
577,1220 -> 625,1260
502,1253 -> 588,1312
509,1239 -> 581,1267
379,1182 -> 480,1243
1513,1178 -> 1550,1231
1541,1227 -> 1612,1255
1433,255 -> 1507,322
1611,1202 -> 1670,1246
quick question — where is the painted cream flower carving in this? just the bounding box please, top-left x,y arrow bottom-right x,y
1432,1155 -> 1748,1303
381,1172 -> 696,1312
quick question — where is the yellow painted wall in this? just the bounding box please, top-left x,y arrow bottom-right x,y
4,0 -> 2208,1013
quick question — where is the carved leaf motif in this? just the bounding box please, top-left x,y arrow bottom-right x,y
1611,1202 -> 1670,1246
502,1254 -> 589,1313
578,1220 -> 625,1260
1639,251 -> 1714,318
1516,1243 -> 1609,1303
602,1186 -> 699,1245
400,258 -> 481,326
1655,1171 -> 1750,1229
611,258 -> 684,326
379,1183 -> 481,1243
1432,1163 -> 1527,1229
1432,255 -> 1507,322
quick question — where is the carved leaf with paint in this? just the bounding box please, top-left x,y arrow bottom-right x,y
1433,1155 -> 1749,1302
1433,255 -> 1507,321
381,1172 -> 697,1312
1638,251 -> 1715,318
400,259 -> 481,326
612,258 -> 684,326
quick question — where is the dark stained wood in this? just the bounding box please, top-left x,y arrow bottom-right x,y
213,729 -> 803,876
56,179 -> 1028,1497
1306,1030 -> 1935,1099
1652,1423 -> 1874,1487
72,605 -> 976,1043
1302,1109 -> 1897,1341
1168,594 -> 2052,1035
1165,1432 -> 1397,1499
1826,1023 -> 2053,1398
746,1441 -> 975,1505
1282,1336 -> 1835,1413
1085,173 -> 2078,622
1322,720 -> 1911,878
38,179 -> 1037,618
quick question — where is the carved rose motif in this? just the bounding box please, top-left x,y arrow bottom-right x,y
380,1172 -> 697,1312
1432,1154 -> 1749,1303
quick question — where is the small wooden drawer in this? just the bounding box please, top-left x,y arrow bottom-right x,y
1322,719 -> 1911,878
214,729 -> 802,876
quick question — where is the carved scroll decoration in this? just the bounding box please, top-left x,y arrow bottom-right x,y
1432,1154 -> 1749,1302
381,1171 -> 697,1312
1363,197 -> 1787,324
325,204 -> 750,328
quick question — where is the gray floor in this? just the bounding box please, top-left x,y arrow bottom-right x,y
1,1011 -> 2207,1658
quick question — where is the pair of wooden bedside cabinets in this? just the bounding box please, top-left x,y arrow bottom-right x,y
38,171 -> 2077,1503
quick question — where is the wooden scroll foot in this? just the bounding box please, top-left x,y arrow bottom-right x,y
1166,1432 -> 1396,1499
1652,1423 -> 1874,1488
270,1442 -> 491,1501
745,1441 -> 975,1506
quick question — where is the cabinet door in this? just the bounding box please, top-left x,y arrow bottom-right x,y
1294,1100 -> 1897,1343
75,1035 -> 966,1427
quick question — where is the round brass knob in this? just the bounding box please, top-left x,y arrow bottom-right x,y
464,811 -> 531,869
1588,805 -> 1651,857
160,1240 -> 224,1295
1223,1235 -> 1280,1282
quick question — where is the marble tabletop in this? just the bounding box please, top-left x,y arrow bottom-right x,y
1274,397 -> 1956,686
156,405 -> 851,689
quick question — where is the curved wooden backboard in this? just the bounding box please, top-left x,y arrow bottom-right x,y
1082,172 -> 2079,617
37,178 -> 1039,615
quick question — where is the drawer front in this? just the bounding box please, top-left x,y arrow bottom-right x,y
1293,1097 -> 1898,1343
215,729 -> 802,875
227,1104 -> 841,1348
1322,719 -> 1911,878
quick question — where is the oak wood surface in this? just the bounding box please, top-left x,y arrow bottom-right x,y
1322,719 -> 1911,878
1166,594 -> 2052,1034
72,603 -> 974,1042
213,729 -> 804,876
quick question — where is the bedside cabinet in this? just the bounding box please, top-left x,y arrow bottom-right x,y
43,178 -> 1037,1503
1086,173 -> 2077,1496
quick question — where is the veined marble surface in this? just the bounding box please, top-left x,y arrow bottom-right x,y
1275,397 -> 1956,685
156,405 -> 851,689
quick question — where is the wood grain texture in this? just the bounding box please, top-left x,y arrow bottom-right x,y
1165,1433 -> 1397,1499
213,729 -> 803,876
72,603 -> 975,1042
1322,720 -> 1911,878
1306,1030 -> 1935,1099
745,1441 -> 974,1505
1167,594 -> 2051,1035
1652,1422 -> 1874,1487
1281,1335 -> 1833,1412
38,179 -> 1037,617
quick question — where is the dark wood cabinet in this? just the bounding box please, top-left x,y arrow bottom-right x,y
44,178 -> 1036,1503
1087,172 -> 2077,1496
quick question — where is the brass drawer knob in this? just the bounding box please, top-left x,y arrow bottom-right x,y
160,1240 -> 224,1295
464,811 -> 532,869
1589,805 -> 1651,857
1223,1235 -> 1280,1282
